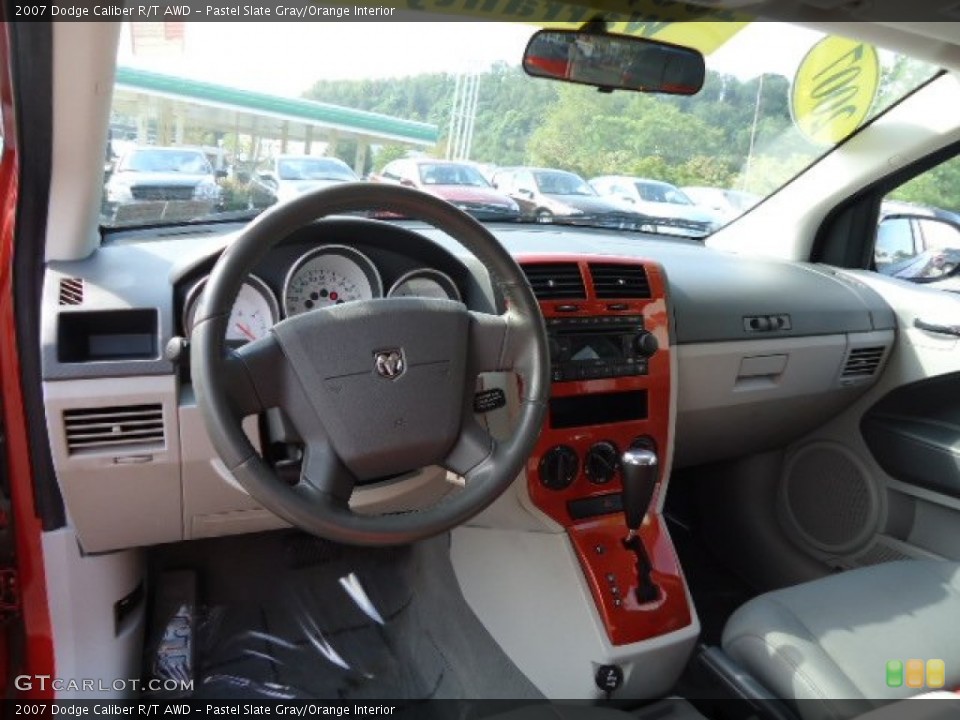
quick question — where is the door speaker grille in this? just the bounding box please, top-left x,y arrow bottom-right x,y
779,443 -> 879,555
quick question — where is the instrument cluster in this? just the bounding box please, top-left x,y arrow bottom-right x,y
181,244 -> 462,344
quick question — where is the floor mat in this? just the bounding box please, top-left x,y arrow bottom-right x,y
146,531 -> 544,701
664,480 -> 757,710
663,479 -> 754,648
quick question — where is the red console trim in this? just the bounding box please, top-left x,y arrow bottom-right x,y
519,254 -> 691,646
569,515 -> 691,646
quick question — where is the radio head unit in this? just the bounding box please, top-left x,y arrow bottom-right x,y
547,315 -> 659,382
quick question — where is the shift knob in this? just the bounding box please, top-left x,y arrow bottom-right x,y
621,449 -> 658,533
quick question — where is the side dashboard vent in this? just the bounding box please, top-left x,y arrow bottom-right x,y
64,404 -> 165,454
58,277 -> 85,306
589,263 -> 651,299
842,346 -> 886,379
521,263 -> 586,300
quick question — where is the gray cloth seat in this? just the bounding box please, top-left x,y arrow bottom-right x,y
722,560 -> 960,720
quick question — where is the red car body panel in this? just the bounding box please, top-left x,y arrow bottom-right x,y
0,20 -> 56,699
423,184 -> 514,207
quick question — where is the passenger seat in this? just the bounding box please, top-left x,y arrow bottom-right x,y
722,561 -> 960,720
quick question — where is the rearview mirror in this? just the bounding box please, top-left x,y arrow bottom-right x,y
523,28 -> 705,95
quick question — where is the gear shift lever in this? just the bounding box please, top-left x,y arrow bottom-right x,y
621,449 -> 658,540
620,448 -> 660,603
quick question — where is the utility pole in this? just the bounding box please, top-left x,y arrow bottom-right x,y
447,70 -> 480,160
744,73 -> 765,184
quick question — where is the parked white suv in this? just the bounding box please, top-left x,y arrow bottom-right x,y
105,146 -> 223,206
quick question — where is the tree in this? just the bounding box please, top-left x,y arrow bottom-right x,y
373,144 -> 409,172
890,155 -> 960,212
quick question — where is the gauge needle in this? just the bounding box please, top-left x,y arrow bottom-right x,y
235,322 -> 257,341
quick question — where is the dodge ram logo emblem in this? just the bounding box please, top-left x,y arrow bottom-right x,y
375,349 -> 405,379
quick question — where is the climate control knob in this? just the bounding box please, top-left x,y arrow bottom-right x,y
538,445 -> 579,491
633,331 -> 659,357
585,441 -> 620,485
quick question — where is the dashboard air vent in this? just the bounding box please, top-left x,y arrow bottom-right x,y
64,404 -> 164,454
589,263 -> 651,299
521,263 -> 586,300
841,347 -> 886,379
58,277 -> 84,306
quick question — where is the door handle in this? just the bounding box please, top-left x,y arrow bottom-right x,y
914,318 -> 960,337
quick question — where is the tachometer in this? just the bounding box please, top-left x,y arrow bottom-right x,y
183,275 -> 279,345
387,269 -> 461,302
283,245 -> 383,317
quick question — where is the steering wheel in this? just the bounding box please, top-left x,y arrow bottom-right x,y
191,183 -> 549,546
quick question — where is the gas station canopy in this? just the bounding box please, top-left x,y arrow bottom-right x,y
112,66 -> 439,172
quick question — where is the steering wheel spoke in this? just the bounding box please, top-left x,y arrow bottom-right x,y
223,333 -> 286,416
443,419 -> 496,478
299,437 -> 357,504
468,310 -> 522,373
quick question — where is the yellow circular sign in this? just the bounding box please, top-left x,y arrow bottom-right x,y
791,36 -> 880,146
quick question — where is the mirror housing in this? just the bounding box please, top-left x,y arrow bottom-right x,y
876,214 -> 960,282
523,28 -> 704,95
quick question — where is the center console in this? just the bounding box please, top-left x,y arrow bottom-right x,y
522,256 -> 692,646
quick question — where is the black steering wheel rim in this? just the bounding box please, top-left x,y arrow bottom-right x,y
190,183 -> 549,546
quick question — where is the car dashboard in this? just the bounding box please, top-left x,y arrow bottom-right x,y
40,217 -> 897,658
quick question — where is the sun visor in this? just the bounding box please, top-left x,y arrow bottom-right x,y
353,0 -> 751,56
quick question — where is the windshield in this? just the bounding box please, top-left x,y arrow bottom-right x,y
418,163 -> 490,187
534,170 -> 595,196
102,19 -> 939,237
277,158 -> 356,182
117,148 -> 212,175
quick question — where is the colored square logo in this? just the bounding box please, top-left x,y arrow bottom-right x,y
927,660 -> 945,689
885,660 -> 903,688
906,659 -> 925,688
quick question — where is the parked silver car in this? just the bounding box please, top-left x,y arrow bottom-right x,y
590,175 -> 721,237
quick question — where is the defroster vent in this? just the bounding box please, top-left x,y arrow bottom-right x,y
521,263 -> 586,300
64,404 -> 165,454
589,263 -> 651,299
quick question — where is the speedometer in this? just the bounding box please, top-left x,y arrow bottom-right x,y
283,245 -> 383,317
183,275 -> 279,345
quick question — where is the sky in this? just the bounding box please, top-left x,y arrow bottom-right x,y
116,21 -> 827,99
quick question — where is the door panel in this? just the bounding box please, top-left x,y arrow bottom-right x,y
862,373 -> 960,499
781,269 -> 960,566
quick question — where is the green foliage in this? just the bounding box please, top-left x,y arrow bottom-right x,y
217,177 -> 277,212
889,155 -> 960,212
373,144 -> 409,172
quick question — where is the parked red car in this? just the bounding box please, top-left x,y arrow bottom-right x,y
373,158 -> 521,221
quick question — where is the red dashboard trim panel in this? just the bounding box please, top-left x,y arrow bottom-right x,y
519,254 -> 692,646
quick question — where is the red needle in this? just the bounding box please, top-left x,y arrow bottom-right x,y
235,322 -> 257,341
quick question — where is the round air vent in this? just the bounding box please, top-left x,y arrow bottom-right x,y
778,442 -> 880,555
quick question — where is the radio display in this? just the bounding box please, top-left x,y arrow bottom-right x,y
567,332 -> 624,363
550,390 -> 648,429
